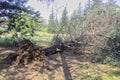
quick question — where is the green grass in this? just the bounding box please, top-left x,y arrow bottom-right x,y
0,56 -> 4,61
73,62 -> 120,80
0,31 -> 54,47
0,31 -> 66,47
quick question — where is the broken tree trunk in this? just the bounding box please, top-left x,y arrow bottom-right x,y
43,44 -> 65,56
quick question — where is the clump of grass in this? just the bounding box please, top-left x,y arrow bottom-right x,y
0,56 -> 4,61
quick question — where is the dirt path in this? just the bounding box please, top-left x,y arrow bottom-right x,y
0,47 -> 120,80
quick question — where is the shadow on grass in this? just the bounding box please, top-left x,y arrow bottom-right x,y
82,75 -> 93,80
1,44 -> 120,80
31,53 -> 73,80
94,76 -> 102,80
0,58 -> 11,79
0,46 -> 16,73
0,61 -> 10,72
111,71 -> 120,76
0,53 -> 11,72
60,53 -> 73,80
0,37 -> 19,48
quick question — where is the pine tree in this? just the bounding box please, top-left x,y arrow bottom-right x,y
48,9 -> 57,33
60,7 -> 69,33
0,0 -> 41,20
69,2 -> 83,39
0,0 -> 41,40
0,0 -> 28,18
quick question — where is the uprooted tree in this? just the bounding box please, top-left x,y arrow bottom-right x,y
1,0 -> 120,67
3,39 -> 65,66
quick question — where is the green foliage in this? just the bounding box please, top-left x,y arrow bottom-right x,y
8,12 -> 39,41
60,7 -> 69,33
0,38 -> 13,46
103,56 -> 120,67
48,9 -> 57,33
0,56 -> 3,61
60,7 -> 69,26
69,2 -> 83,39
39,26 -> 48,32
0,0 -> 41,19
0,0 -> 42,44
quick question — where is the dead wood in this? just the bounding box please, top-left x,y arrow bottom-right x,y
43,44 -> 64,56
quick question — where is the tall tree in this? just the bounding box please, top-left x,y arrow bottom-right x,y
0,0 -> 41,40
76,2 -> 82,19
0,0 -> 28,18
69,2 -> 83,39
84,0 -> 92,15
0,0 -> 41,20
60,7 -> 69,33
48,9 -> 57,33
39,0 -> 54,6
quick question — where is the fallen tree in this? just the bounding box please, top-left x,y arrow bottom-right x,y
3,35 -> 86,67
3,39 -> 65,66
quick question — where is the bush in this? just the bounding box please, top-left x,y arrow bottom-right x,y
87,45 -> 120,67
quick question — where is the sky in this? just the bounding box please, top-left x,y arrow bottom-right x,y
26,0 -> 120,22
26,0 -> 89,22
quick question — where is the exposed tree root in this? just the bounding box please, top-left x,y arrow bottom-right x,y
3,38 -> 66,67
4,39 -> 46,66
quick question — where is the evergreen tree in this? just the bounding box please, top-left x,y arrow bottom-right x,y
60,7 -> 69,33
0,0 -> 28,18
0,0 -> 41,20
60,7 -> 68,26
0,0 -> 41,40
48,9 -> 57,33
70,2 -> 83,39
